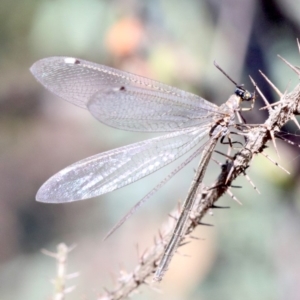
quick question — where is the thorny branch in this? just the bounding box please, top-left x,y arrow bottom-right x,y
98,49 -> 300,300
42,243 -> 78,300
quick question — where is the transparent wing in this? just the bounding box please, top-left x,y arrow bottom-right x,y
30,57 -> 222,131
36,126 -> 210,203
87,85 -> 220,132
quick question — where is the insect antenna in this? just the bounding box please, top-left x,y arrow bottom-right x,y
213,61 -> 239,86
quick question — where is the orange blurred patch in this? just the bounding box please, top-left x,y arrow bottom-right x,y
106,18 -> 144,57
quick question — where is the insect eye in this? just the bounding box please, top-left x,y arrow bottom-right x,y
235,88 -> 254,101
234,87 -> 244,98
244,91 -> 255,101
244,91 -> 250,100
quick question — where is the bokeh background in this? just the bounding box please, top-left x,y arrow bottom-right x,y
1,0 -> 300,299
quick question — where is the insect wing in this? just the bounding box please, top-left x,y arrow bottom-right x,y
87,85 -> 219,132
30,57 -> 221,129
36,126 -> 210,203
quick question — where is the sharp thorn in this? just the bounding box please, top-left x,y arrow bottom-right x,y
230,185 -> 242,188
277,55 -> 300,76
225,165 -> 234,184
270,129 -> 280,158
207,183 -> 227,191
211,157 -> 222,166
179,241 -> 190,247
211,204 -> 230,209
259,70 -> 283,97
260,102 -> 280,110
291,115 -> 300,130
249,76 -> 272,112
260,151 -> 290,175
198,222 -> 214,227
189,235 -> 205,240
168,213 -> 178,221
227,189 -> 243,205
242,172 -> 261,194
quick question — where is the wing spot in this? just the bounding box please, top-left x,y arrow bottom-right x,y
64,57 -> 81,65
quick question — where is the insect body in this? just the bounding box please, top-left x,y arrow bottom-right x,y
30,56 -> 254,279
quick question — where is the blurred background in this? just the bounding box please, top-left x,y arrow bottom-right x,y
1,0 -> 300,299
